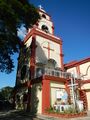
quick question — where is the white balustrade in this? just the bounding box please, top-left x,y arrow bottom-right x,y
35,67 -> 72,79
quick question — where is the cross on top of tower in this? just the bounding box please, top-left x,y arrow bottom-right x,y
38,5 -> 43,10
38,5 -> 46,12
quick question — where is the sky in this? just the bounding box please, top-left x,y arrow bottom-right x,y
0,0 -> 90,89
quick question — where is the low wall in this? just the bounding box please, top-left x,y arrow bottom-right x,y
43,112 -> 87,118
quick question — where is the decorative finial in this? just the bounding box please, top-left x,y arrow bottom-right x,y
38,5 -> 43,10
38,5 -> 46,12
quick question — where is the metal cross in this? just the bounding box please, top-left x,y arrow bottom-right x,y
68,76 -> 78,108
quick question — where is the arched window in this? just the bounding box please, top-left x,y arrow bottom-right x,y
42,14 -> 46,19
41,25 -> 49,33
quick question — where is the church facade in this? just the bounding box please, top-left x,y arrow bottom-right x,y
15,7 -> 90,113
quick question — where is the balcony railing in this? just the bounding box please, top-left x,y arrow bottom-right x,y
35,67 -> 72,79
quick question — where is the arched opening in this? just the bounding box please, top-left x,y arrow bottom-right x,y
42,14 -> 46,19
45,59 -> 57,69
41,25 -> 49,33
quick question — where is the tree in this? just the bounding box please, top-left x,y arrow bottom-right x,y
0,86 -> 13,100
0,0 -> 40,73
0,92 -> 5,100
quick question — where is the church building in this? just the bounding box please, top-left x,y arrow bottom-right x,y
15,7 -> 90,114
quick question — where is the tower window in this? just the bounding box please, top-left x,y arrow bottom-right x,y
41,25 -> 49,33
42,14 -> 46,19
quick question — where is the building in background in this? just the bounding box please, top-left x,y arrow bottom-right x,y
64,57 -> 90,111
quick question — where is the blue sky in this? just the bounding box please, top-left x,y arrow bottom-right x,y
0,0 -> 90,89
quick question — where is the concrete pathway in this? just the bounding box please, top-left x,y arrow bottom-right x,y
37,111 -> 90,120
0,110 -> 90,120
0,110 -> 39,120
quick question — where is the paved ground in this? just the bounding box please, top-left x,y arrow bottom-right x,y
0,110 -> 90,120
0,110 -> 40,120
37,111 -> 90,120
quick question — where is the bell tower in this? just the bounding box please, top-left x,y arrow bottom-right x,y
16,6 -> 64,84
37,5 -> 54,35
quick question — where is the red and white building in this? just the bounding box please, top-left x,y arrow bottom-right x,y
15,7 -> 90,113
64,57 -> 90,111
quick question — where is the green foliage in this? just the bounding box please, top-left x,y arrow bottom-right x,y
0,92 -> 5,100
46,106 -> 82,114
0,86 -> 13,100
46,106 -> 54,113
64,107 -> 76,114
0,0 -> 40,73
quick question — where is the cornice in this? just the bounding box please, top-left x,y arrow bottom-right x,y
24,27 -> 62,45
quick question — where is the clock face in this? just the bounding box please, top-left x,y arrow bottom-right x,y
41,25 -> 49,33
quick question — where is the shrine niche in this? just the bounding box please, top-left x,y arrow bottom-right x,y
56,89 -> 68,104
45,59 -> 57,69
50,82 -> 68,106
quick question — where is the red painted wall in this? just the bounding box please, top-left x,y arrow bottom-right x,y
30,36 -> 36,79
42,79 -> 50,113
